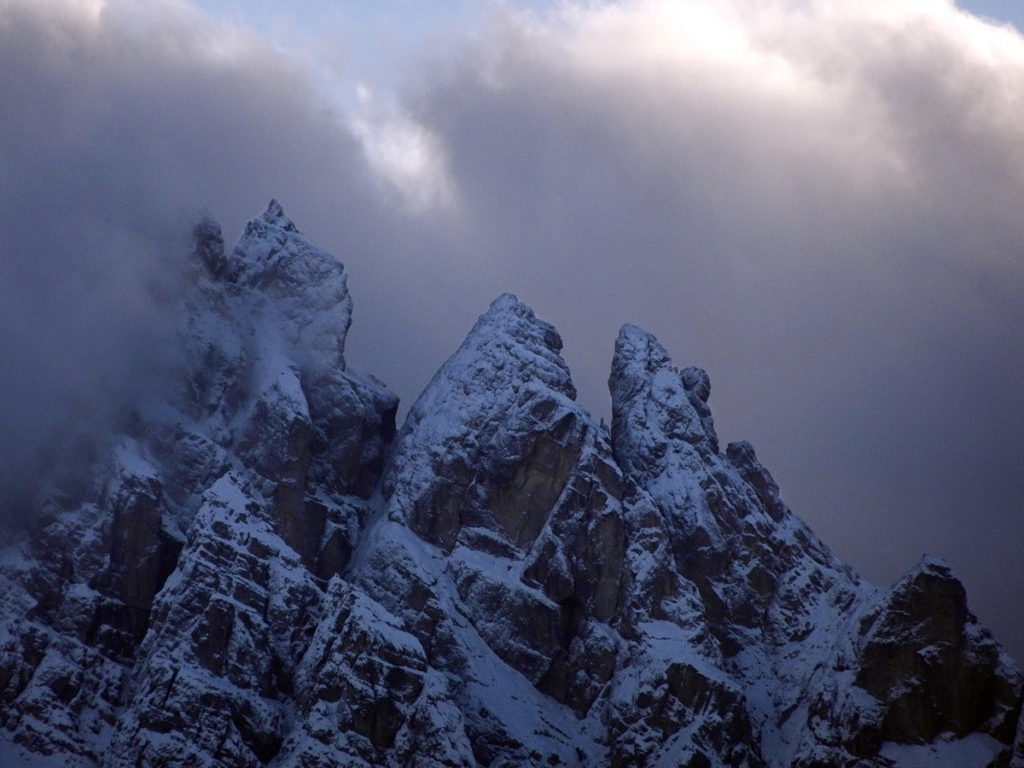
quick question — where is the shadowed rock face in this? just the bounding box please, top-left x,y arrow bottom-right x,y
0,204 -> 1020,768
101,474 -> 182,650
855,558 -> 1020,745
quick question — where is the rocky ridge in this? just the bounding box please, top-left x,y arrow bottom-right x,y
0,203 -> 1020,767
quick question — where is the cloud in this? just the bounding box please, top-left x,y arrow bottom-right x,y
0,0 -> 1021,658
388,0 -> 1024,654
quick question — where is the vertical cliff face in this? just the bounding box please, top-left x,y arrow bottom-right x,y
0,204 -> 1020,768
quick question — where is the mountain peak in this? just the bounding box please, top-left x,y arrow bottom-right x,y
222,199 -> 354,371
612,324 -> 712,402
454,292 -> 575,400
610,323 -> 718,468
913,553 -> 954,575
488,290 -> 523,311
614,323 -> 671,368
383,294 -> 585,551
261,198 -> 297,231
475,291 -> 567,355
233,198 -> 312,278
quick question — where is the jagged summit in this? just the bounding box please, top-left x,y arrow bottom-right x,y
446,291 -> 577,401
611,322 -> 719,473
382,291 -> 585,553
911,552 -> 956,575
0,204 -> 1020,768
262,197 -> 298,231
394,290 -> 579,459
228,201 -> 355,369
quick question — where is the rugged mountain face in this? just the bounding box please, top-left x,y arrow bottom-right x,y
0,203 -> 1020,768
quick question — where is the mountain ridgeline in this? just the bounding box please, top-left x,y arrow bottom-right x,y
0,203 -> 1021,767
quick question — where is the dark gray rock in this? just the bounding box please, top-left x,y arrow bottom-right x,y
855,557 -> 1020,744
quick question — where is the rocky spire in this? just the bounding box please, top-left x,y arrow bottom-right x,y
383,293 -> 583,552
610,324 -> 718,484
225,200 -> 354,371
854,556 -> 1021,746
262,198 -> 298,231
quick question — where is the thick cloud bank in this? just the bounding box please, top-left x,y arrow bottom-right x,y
0,0 -> 1021,656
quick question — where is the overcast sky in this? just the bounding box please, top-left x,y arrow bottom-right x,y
1,0 -> 1021,660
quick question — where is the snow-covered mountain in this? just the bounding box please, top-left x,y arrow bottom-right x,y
0,202 -> 1020,767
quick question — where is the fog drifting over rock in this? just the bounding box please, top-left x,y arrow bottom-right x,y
1,0 -> 1021,656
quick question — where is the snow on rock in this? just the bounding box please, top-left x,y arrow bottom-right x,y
0,202 -> 398,763
383,292 -> 582,552
228,198 -> 354,372
853,556 -> 1021,747
608,322 -> 1021,767
352,294 -> 633,760
0,204 -> 1020,768
276,577 -> 429,766
104,472 -> 323,767
879,732 -> 1007,768
186,200 -> 398,502
610,323 -> 718,463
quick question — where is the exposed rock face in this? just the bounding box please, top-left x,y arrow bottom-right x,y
854,557 -> 1019,745
107,473 -> 323,767
383,293 -> 583,553
0,203 -> 1020,768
